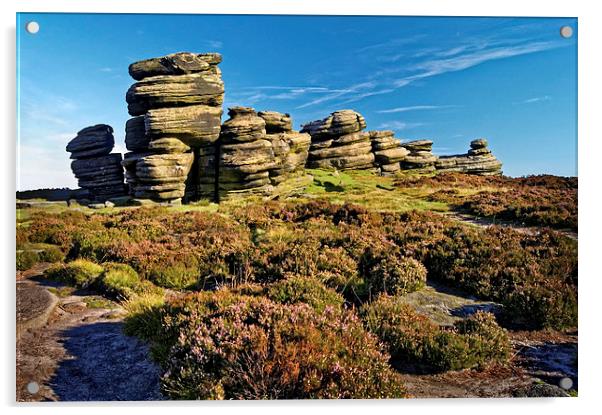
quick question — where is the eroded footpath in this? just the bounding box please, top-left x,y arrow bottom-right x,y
16,265 -> 162,401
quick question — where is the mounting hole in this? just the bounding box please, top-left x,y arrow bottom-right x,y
559,377 -> 573,390
560,26 -> 573,39
25,21 -> 40,34
26,381 -> 40,394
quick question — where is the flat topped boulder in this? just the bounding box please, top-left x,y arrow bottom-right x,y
300,110 -> 367,138
258,111 -> 293,133
470,138 -> 488,149
401,139 -> 433,152
129,52 -> 222,81
66,124 -> 115,159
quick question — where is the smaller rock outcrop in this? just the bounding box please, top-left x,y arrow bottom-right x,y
205,107 -> 276,200
400,139 -> 438,173
301,110 -> 375,170
259,111 -> 310,185
369,130 -> 410,176
435,138 -> 502,175
66,125 -> 126,201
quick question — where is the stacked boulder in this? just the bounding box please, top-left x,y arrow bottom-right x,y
123,52 -> 224,203
369,130 -> 410,176
400,140 -> 438,173
66,124 -> 126,201
258,111 -> 311,185
435,138 -> 502,175
301,110 -> 375,170
207,107 -> 277,200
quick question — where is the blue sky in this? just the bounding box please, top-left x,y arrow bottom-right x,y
17,13 -> 577,190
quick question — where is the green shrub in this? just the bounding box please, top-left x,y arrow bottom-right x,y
157,290 -> 406,399
98,263 -> 156,299
361,295 -> 510,373
425,226 -> 577,329
45,259 -> 104,288
38,244 -> 64,263
148,260 -> 200,290
16,250 -> 38,271
266,274 -> 345,312
360,247 -> 427,297
123,291 -> 166,360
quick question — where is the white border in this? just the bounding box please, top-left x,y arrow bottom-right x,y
2,1 -> 601,414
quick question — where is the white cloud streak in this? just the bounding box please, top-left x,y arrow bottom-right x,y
377,105 -> 459,114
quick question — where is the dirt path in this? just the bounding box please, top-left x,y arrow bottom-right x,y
16,270 -> 162,401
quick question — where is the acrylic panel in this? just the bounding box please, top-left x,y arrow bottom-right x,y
16,13 -> 577,401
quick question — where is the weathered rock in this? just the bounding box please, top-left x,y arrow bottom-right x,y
369,130 -> 409,174
300,110 -> 367,138
435,139 -> 502,176
219,107 -> 266,143
374,147 -> 410,164
400,139 -> 438,172
66,124 -> 114,159
309,140 -> 372,160
144,105 -> 222,147
128,52 -> 222,81
307,153 -> 375,170
70,153 -> 126,200
401,139 -> 433,153
470,138 -> 488,149
147,137 -> 191,154
127,72 -> 224,116
133,152 -> 194,200
66,125 -> 126,201
264,131 -> 311,184
258,111 -> 293,133
125,116 -> 149,152
302,110 -> 374,171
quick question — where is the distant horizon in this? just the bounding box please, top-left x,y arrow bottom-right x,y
17,13 -> 577,190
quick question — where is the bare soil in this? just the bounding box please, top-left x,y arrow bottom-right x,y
16,271 -> 162,402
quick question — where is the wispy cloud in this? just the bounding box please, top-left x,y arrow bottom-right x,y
99,67 -> 113,73
377,105 -> 459,114
393,41 -> 562,87
377,121 -> 426,130
206,40 -> 223,49
296,81 -> 378,109
519,95 -> 552,104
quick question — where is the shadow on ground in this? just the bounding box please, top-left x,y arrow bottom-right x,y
50,321 -> 163,401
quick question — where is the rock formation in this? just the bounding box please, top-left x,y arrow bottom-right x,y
203,107 -> 275,200
259,111 -> 311,185
435,138 -> 502,175
369,130 -> 410,176
400,140 -> 438,173
66,124 -> 126,201
301,110 -> 375,170
123,52 -> 224,203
